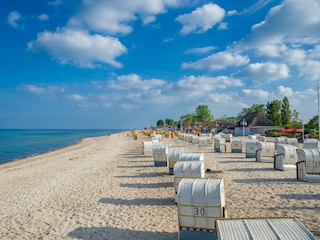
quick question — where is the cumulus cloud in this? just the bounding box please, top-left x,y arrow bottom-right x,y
7,11 -> 22,29
239,0 -> 320,53
17,84 -> 65,99
18,84 -> 46,94
38,14 -> 49,21
278,85 -> 293,96
68,0 -> 184,35
175,75 -> 243,92
242,89 -> 269,99
233,62 -> 290,83
182,51 -> 249,70
108,74 -> 166,90
282,48 -> 320,81
227,10 -> 238,16
218,22 -> 228,30
208,93 -> 234,103
184,46 -> 216,55
67,94 -> 87,101
176,3 -> 225,34
27,29 -> 127,68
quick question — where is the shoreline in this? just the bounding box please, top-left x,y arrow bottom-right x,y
0,132 -> 319,239
0,129 -> 126,167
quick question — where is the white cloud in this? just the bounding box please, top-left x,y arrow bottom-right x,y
255,44 -> 288,57
48,0 -> 62,6
182,51 -> 249,70
242,89 -> 269,99
240,0 -> 320,52
277,85 -> 293,96
176,3 -> 225,34
241,0 -> 274,14
27,29 -> 127,68
309,44 -> 320,58
218,22 -> 228,30
17,84 -> 65,99
141,15 -> 156,25
67,94 -> 87,101
175,75 -> 243,92
108,74 -> 166,90
7,11 -> 22,29
208,93 -> 234,103
19,84 -> 46,94
227,10 -> 238,16
184,46 -> 216,55
233,62 -> 290,83
38,14 -> 49,21
283,48 -> 320,81
68,0 -> 185,35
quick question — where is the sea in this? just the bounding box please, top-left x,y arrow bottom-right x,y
0,129 -> 125,165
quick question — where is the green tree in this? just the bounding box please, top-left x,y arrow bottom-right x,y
165,118 -> 175,126
281,96 -> 291,127
291,109 -> 300,129
237,104 -> 266,119
305,115 -> 318,130
194,105 -> 213,122
266,100 -> 282,125
305,115 -> 319,138
180,114 -> 195,126
156,119 -> 164,127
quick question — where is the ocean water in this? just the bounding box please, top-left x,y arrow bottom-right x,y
0,129 -> 124,165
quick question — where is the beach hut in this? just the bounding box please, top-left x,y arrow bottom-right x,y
245,140 -> 258,158
215,218 -> 316,240
142,140 -> 154,155
167,146 -> 186,175
296,148 -> 320,182
285,137 -> 299,147
198,135 -> 207,148
206,133 -> 213,145
199,134 -> 211,148
274,144 -> 298,170
214,137 -> 226,153
178,133 -> 185,141
153,144 -> 173,166
186,134 -> 193,143
303,139 -> 319,149
253,134 -> 261,139
151,134 -> 162,142
182,134 -> 189,142
179,153 -> 204,161
256,142 -> 276,162
231,139 -> 242,153
259,136 -> 267,142
223,134 -> 232,142
275,136 -> 287,144
176,178 -> 226,240
191,135 -> 199,144
248,135 -> 257,140
173,161 -> 205,199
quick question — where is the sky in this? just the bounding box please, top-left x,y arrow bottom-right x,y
1,0 -> 320,129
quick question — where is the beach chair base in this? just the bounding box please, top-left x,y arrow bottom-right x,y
178,228 -> 216,240
154,162 -> 167,167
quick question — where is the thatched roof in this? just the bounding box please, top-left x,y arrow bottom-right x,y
236,112 -> 273,127
216,119 -> 236,128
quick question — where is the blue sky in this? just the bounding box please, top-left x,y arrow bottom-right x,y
1,0 -> 320,129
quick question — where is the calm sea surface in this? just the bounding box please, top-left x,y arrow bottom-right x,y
0,129 -> 125,164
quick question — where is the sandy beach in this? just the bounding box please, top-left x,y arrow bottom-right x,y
0,131 -> 320,239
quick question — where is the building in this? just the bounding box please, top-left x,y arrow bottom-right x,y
234,112 -> 274,136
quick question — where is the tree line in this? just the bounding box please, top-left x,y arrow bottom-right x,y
155,96 -> 319,137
